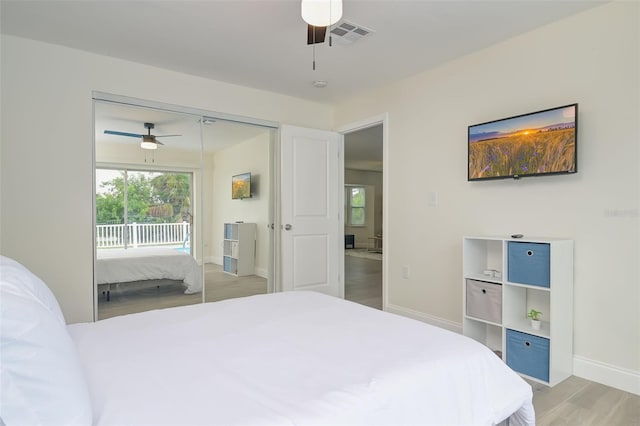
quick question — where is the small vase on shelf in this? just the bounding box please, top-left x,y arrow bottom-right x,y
527,309 -> 542,331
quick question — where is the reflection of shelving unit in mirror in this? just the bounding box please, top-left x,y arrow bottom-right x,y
223,223 -> 256,276
462,236 -> 573,387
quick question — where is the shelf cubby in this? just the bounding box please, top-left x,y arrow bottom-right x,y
462,236 -> 573,386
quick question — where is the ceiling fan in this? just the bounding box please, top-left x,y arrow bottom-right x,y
307,25 -> 328,45
305,0 -> 340,45
302,0 -> 342,69
103,122 -> 181,150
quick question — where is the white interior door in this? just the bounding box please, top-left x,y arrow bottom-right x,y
280,125 -> 343,297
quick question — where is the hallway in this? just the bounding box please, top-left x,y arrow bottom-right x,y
344,254 -> 382,310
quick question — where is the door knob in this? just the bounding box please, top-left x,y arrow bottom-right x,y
284,224 -> 292,230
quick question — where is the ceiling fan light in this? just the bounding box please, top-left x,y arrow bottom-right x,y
301,0 -> 342,27
140,140 -> 158,150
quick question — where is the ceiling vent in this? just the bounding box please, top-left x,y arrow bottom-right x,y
330,20 -> 374,45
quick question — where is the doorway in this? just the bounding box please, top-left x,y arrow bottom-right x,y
342,121 -> 385,310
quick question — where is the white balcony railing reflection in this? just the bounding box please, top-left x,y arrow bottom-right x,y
96,221 -> 190,249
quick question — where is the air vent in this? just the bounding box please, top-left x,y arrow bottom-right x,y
330,20 -> 374,45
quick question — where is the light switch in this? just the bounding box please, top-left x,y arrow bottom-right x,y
402,265 -> 410,279
428,191 -> 438,207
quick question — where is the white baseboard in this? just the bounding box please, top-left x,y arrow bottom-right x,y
254,267 -> 268,279
573,355 -> 640,395
385,304 -> 640,395
385,303 -> 462,334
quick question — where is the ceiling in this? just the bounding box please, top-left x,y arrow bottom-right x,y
0,0 -> 605,105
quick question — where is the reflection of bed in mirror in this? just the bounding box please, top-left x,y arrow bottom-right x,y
96,248 -> 202,299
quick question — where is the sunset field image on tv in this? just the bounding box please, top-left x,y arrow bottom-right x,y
232,172 -> 251,199
468,104 -> 577,181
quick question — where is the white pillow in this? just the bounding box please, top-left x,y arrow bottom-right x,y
0,256 -> 66,325
0,256 -> 92,425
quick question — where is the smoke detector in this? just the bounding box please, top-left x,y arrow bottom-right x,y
312,80 -> 328,88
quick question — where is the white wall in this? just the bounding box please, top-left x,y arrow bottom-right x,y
209,133 -> 272,277
0,35 -> 332,324
335,2 -> 639,392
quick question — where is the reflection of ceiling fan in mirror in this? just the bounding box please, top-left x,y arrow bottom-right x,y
104,122 -> 181,150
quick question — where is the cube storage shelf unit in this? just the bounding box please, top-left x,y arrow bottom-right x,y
223,223 -> 256,276
462,236 -> 574,387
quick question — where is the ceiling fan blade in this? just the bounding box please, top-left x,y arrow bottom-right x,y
154,134 -> 182,138
104,130 -> 143,138
307,24 -> 326,45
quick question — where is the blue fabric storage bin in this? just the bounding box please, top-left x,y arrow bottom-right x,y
506,329 -> 550,382
223,256 -> 232,273
508,242 -> 550,287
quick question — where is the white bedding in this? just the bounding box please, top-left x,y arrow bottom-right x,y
96,248 -> 202,294
68,291 -> 535,426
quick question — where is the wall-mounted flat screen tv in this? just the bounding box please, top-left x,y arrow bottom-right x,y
468,103 -> 577,181
231,172 -> 251,199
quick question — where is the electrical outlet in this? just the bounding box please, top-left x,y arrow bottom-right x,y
402,265 -> 410,279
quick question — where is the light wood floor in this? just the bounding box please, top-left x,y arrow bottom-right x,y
97,257 -> 639,424
529,375 -> 639,425
97,279 -> 202,319
344,253 -> 382,309
97,263 -> 267,320
203,263 -> 267,303
98,256 -> 380,319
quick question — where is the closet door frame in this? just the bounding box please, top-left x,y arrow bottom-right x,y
92,91 -> 278,320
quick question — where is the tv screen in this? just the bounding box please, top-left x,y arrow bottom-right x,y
232,172 -> 251,199
468,103 -> 577,181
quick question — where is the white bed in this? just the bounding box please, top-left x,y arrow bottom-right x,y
1,256 -> 535,426
96,247 -> 202,294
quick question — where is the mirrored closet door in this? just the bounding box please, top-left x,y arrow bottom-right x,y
200,118 -> 275,304
94,98 -> 276,320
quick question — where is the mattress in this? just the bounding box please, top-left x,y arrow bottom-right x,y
95,248 -> 202,294
68,291 -> 535,425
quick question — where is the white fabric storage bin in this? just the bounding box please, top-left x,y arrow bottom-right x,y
466,279 -> 502,324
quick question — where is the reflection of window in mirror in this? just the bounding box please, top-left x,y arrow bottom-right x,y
348,186 -> 366,226
95,168 -> 193,251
